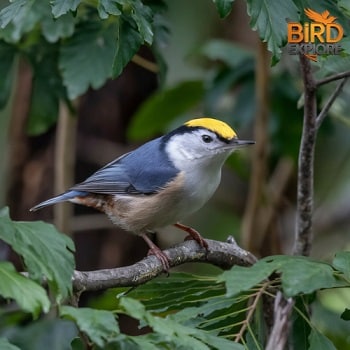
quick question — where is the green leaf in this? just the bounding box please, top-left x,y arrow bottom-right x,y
97,0 -> 122,19
277,257 -> 346,297
308,329 -> 337,350
219,256 -> 347,298
51,0 -> 81,18
246,0 -> 299,63
128,80 -> 205,140
26,42 -> 65,135
42,12 -> 75,43
7,319 -> 78,350
0,207 -> 75,301
112,16 -> 143,78
212,0 -> 235,18
0,0 -> 40,41
119,297 -> 244,350
0,0 -> 29,29
332,251 -> 350,279
0,40 -> 16,108
94,273 -> 249,338
218,262 -> 274,297
129,0 -> 153,45
60,306 -> 119,347
0,338 -> 20,350
0,261 -> 50,317
59,20 -> 117,99
199,40 -> 253,68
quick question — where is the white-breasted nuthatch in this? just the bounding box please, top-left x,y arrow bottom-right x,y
31,118 -> 254,270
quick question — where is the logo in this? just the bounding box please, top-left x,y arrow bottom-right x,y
287,8 -> 344,61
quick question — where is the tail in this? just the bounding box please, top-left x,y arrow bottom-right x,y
30,190 -> 87,211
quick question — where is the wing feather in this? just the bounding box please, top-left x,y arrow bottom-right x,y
70,137 -> 178,195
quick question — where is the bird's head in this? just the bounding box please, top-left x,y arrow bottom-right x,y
163,117 -> 255,168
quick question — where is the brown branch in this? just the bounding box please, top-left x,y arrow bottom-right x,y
315,71 -> 350,87
293,55 -> 317,257
316,77 -> 348,129
265,292 -> 294,350
72,238 -> 257,292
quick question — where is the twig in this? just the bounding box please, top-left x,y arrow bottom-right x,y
265,291 -> 294,350
132,54 -> 159,73
293,54 -> 317,257
234,282 -> 267,343
316,78 -> 348,129
72,238 -> 257,292
316,71 -> 350,87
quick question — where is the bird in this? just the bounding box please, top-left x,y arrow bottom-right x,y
304,8 -> 337,25
30,118 -> 254,271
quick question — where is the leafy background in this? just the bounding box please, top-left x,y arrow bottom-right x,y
0,0 -> 350,349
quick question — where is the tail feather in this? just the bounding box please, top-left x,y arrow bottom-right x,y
30,190 -> 86,211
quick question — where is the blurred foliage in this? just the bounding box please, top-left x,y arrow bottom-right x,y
1,0 -> 350,349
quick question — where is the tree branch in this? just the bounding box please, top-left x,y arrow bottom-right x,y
72,238 -> 257,292
265,292 -> 294,350
316,78 -> 348,129
293,55 -> 317,257
315,71 -> 350,87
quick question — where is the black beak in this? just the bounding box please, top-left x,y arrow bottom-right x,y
229,139 -> 255,148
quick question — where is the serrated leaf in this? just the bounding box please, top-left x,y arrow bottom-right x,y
0,0 -> 40,41
60,306 -> 119,347
129,0 -> 153,45
120,298 -> 243,350
0,338 -> 20,350
42,12 -> 75,43
218,261 -> 274,297
0,261 -> 50,317
128,80 -> 205,140
59,21 -> 117,99
97,0 -> 122,19
219,255 -> 347,298
0,207 -> 75,301
112,16 -> 143,78
277,257 -> 346,297
126,273 -> 224,313
308,329 -> 337,350
332,251 -> 350,279
0,0 -> 29,29
0,40 -> 16,108
246,0 -> 299,63
97,273 -> 249,338
51,0 -> 81,18
212,0 -> 235,18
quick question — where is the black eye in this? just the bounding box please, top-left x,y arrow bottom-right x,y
202,134 -> 213,143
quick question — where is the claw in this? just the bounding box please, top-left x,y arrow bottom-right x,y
140,233 -> 170,273
174,223 -> 209,250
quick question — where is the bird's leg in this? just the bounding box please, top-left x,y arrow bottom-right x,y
140,232 -> 170,272
174,222 -> 209,250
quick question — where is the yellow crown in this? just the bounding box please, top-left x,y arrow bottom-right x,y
185,118 -> 236,140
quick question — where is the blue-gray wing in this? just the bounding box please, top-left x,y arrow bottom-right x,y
70,137 -> 178,195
